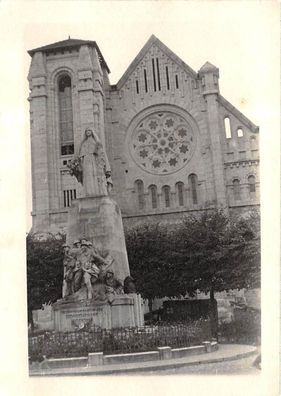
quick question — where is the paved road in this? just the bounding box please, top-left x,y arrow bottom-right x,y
115,354 -> 261,376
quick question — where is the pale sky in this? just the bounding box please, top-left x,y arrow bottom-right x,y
0,1 -> 280,394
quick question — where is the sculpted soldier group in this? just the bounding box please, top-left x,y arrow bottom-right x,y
62,239 -> 123,301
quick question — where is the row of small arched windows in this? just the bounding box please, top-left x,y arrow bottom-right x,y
135,174 -> 198,210
232,175 -> 257,201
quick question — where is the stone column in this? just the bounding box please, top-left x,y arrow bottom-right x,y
28,51 -> 50,230
77,45 -> 95,145
92,48 -> 106,148
199,63 -> 227,208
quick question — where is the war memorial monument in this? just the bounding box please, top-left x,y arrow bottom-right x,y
52,127 -> 144,331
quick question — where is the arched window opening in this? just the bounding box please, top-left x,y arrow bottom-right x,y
162,185 -> 171,208
148,185 -> 158,209
176,182 -> 184,206
224,117 -> 232,139
143,69 -> 148,93
250,136 -> 257,148
188,174 -> 198,204
237,128 -> 244,137
233,179 -> 241,201
135,180 -> 145,210
175,74 -> 179,89
248,175 -> 256,194
58,74 -> 74,156
165,66 -> 170,90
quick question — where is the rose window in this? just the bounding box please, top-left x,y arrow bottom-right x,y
130,111 -> 195,175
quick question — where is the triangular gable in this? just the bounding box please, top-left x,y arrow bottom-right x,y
116,35 -> 197,90
219,96 -> 259,133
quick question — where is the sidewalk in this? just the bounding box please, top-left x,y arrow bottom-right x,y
30,344 -> 258,376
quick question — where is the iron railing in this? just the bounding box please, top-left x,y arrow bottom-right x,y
28,320 -> 211,360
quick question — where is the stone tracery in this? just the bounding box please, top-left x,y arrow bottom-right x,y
130,111 -> 195,175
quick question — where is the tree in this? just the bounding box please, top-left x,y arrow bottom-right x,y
125,210 -> 260,335
175,209 -> 260,295
26,232 -> 65,329
174,209 -> 260,336
125,223 -> 192,312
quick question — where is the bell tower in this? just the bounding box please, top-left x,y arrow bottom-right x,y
28,38 -> 110,232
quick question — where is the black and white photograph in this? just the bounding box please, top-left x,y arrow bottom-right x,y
0,1 -> 279,395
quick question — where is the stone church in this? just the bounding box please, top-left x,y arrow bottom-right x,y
28,35 -> 259,233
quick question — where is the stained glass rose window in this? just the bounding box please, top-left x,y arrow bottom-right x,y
130,111 -> 195,175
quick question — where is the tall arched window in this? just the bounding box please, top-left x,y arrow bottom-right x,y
188,174 -> 198,204
58,74 -> 74,156
248,175 -> 256,195
148,185 -> 158,209
233,179 -> 241,201
162,185 -> 171,208
224,117 -> 232,139
135,180 -> 145,210
176,182 -> 184,206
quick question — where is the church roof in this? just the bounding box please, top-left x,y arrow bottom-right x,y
116,34 -> 197,89
28,38 -> 110,73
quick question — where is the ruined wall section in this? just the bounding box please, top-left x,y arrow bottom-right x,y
218,97 -> 260,209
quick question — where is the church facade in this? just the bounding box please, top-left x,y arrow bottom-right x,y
28,35 -> 259,232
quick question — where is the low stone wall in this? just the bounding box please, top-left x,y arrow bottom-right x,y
104,351 -> 160,365
31,341 -> 218,371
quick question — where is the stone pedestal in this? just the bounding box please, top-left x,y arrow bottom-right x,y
53,294 -> 144,331
67,195 -> 130,281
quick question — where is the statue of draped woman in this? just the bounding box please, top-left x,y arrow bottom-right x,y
79,128 -> 112,197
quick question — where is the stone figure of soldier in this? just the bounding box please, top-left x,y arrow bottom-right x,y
71,239 -> 82,259
70,239 -> 112,299
80,241 -> 101,299
62,244 -> 76,297
103,269 -> 123,303
123,276 -> 136,294
71,240 -> 84,293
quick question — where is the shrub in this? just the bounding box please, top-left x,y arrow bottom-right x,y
28,319 -> 211,362
218,309 -> 260,345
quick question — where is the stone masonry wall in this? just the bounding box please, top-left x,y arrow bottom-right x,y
105,44 -> 222,221
28,38 -> 259,232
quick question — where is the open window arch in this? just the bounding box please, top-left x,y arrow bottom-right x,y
224,117 -> 232,139
237,127 -> 244,137
58,73 -> 74,156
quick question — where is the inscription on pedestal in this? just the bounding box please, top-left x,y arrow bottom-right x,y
63,307 -> 103,320
54,303 -> 112,331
